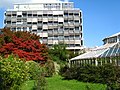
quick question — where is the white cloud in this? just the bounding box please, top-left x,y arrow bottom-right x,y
0,0 -> 69,9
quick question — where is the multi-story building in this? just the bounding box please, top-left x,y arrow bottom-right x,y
4,1 -> 83,52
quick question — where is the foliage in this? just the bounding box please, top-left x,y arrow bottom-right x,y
49,43 -> 69,62
60,64 -> 120,90
0,55 -> 47,90
48,43 -> 69,75
26,61 -> 44,80
26,61 -> 46,90
44,60 -> 55,77
0,28 -> 49,62
0,55 -> 30,90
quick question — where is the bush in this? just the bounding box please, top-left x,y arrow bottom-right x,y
26,61 -> 45,80
44,60 -> 55,77
60,64 -> 120,90
0,55 -> 47,90
0,55 -> 30,90
26,61 -> 46,90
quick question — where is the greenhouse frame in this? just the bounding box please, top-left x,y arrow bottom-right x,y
70,32 -> 120,67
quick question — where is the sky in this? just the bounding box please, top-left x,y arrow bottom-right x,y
0,0 -> 120,47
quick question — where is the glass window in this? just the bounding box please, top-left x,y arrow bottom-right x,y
118,35 -> 120,41
75,20 -> 79,23
54,36 -> 58,40
59,35 -> 64,40
12,27 -> 16,31
48,37 -> 53,40
23,27 -> 27,31
75,35 -> 80,40
28,14 -> 32,17
75,27 -> 79,30
65,36 -> 69,40
17,27 -> 21,31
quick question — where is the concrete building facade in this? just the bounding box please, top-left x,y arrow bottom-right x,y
4,1 -> 83,52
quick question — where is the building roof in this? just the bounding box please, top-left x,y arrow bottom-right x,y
70,43 -> 117,61
100,42 -> 120,57
103,32 -> 120,40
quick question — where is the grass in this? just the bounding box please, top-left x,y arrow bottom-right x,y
46,75 -> 107,90
20,80 -> 35,90
20,75 -> 107,90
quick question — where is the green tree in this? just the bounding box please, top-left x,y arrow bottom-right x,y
0,55 -> 30,89
49,43 -> 69,63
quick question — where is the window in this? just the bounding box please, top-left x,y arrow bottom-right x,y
74,13 -> 79,16
27,22 -> 32,24
69,13 -> 73,15
38,21 -> 42,24
38,15 -> 42,17
48,37 -> 53,40
59,14 -> 63,17
12,14 -> 16,17
70,44 -> 74,47
54,21 -> 58,24
11,27 -> 16,31
43,14 -> 47,17
75,35 -> 80,40
33,14 -> 37,17
75,44 -> 80,46
38,27 -> 42,30
54,36 -> 58,40
64,13 -> 68,16
12,22 -> 16,24
33,22 -> 37,24
65,36 -> 69,40
75,27 -> 79,30
118,35 -> 120,41
75,20 -> 79,23
17,27 -> 21,31
48,14 -> 52,17
43,29 -> 47,33
59,35 -> 64,40
23,27 -> 27,31
54,15 -> 58,17
28,14 -> 32,17
69,35 -> 74,40
7,21 -> 11,24
22,12 -> 27,17
17,15 -> 22,17
43,22 -> 47,24
29,27 -> 32,31
48,30 -> 53,34
48,21 -> 53,25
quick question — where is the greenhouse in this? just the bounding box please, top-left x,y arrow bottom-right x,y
70,32 -> 120,67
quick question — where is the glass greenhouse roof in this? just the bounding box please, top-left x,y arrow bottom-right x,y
100,42 -> 120,57
70,43 -> 119,61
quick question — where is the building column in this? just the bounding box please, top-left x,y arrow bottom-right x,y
95,59 -> 98,66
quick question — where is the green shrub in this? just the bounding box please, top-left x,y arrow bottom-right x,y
26,61 -> 44,80
26,61 -> 46,90
60,64 -> 120,90
0,55 -> 47,90
0,55 -> 30,90
44,60 -> 55,77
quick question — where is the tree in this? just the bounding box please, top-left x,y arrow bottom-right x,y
0,28 -> 49,62
49,43 -> 69,62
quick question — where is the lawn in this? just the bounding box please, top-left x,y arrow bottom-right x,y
20,75 -> 107,90
46,75 -> 106,90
